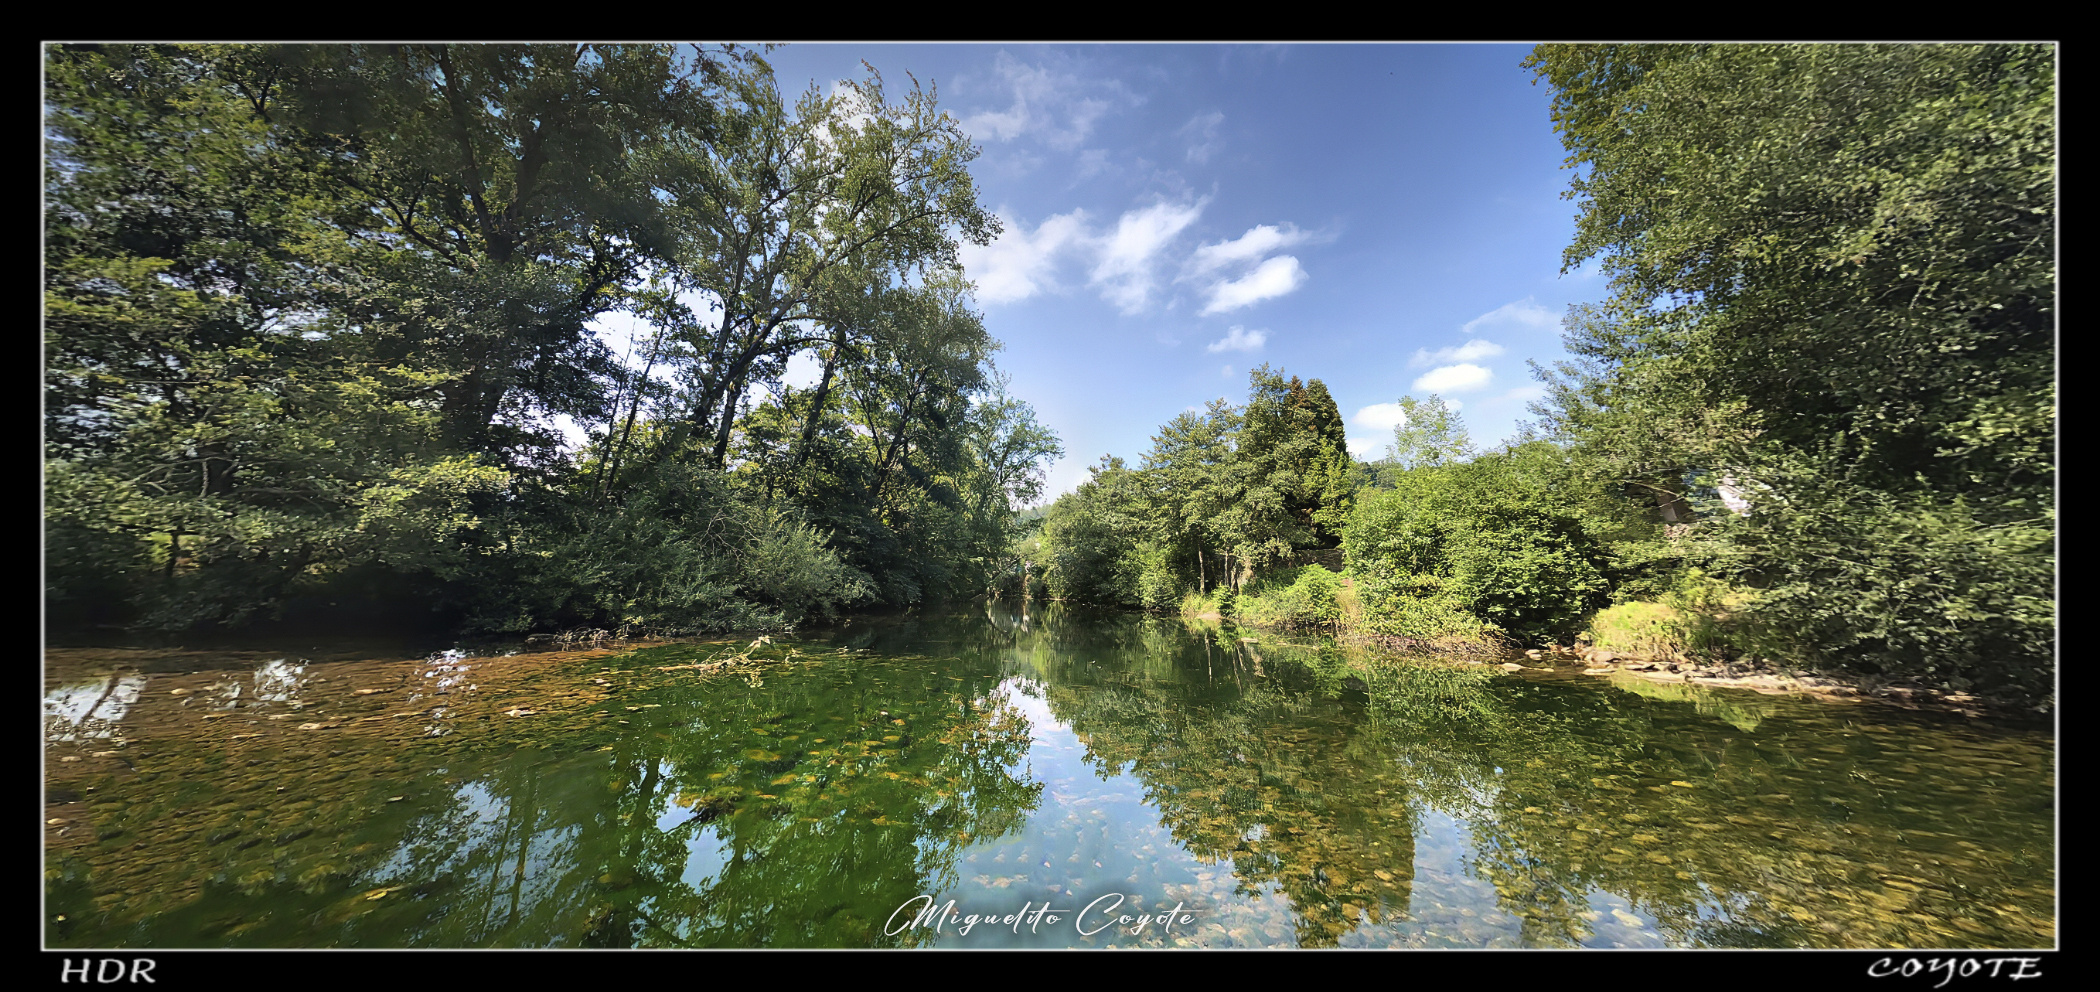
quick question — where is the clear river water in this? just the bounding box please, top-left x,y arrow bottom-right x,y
43,605 -> 2055,949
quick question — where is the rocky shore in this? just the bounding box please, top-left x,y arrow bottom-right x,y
1512,644 -> 2048,720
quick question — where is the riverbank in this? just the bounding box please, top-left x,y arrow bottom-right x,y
1531,645 -> 2052,720
1174,607 -> 2052,722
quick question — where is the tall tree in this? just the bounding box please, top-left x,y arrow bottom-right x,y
1525,43 -> 2055,696
1139,399 -> 1242,592
1231,366 -> 1354,561
46,44 -> 511,628
264,43 -> 752,467
45,43 -> 1025,635
631,61 -> 999,474
1527,43 -> 2052,497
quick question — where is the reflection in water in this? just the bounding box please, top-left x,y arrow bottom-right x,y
44,608 -> 2054,948
44,676 -> 146,742
249,659 -> 306,704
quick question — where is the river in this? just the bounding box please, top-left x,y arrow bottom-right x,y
43,605 -> 2055,948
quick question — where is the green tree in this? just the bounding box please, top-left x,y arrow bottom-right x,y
45,44 -> 512,629
1139,399 -> 1242,593
1038,367 -> 1357,606
1226,365 -> 1355,568
1385,394 -> 1474,471
45,43 -> 1028,636
1039,456 -> 1145,605
958,381 -> 1065,597
724,278 -> 1058,608
263,43 -> 751,467
1526,43 -> 2054,696
628,61 -> 999,475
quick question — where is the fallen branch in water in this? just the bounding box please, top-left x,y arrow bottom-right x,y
655,636 -> 799,677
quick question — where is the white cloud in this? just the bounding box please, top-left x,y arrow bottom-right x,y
959,209 -> 1091,305
1178,110 -> 1225,164
960,51 -> 1133,152
1350,402 -> 1409,433
1460,296 -> 1558,337
1345,436 -> 1379,458
1090,198 -> 1207,313
960,197 -> 1321,318
1205,325 -> 1267,353
1221,364 -> 1234,378
1409,338 -> 1506,369
1183,222 -> 1319,315
965,105 -> 1029,144
1411,363 -> 1494,394
1188,223 -> 1312,276
1200,255 -> 1306,315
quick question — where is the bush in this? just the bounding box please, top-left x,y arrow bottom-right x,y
1711,474 -> 2054,700
449,463 -> 871,636
1584,601 -> 1690,655
1132,543 -> 1182,612
1343,443 -> 1613,645
1238,566 -> 1343,630
1350,573 -> 1501,646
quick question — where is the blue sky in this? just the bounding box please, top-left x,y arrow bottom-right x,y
668,43 -> 1610,498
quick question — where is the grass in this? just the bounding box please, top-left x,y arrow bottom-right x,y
1584,601 -> 1693,655
1584,571 -> 1758,657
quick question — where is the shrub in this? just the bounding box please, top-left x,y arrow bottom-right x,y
1239,565 -> 1344,630
1710,475 -> 2054,699
1584,568 -> 1761,657
1584,601 -> 1691,655
1132,543 -> 1182,612
450,463 -> 870,636
1343,443 -> 1614,645
1350,573 -> 1501,646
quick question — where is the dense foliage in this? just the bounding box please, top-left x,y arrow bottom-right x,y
46,43 -> 2052,705
1347,440 -> 1617,644
1525,43 -> 2055,700
45,43 -> 1059,636
1036,372 -> 1621,646
1038,366 -> 1355,610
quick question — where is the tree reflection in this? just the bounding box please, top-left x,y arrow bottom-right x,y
984,611 -> 2052,949
47,641 -> 1047,948
1008,618 -> 1421,946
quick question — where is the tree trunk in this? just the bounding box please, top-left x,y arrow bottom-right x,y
708,381 -> 744,469
788,340 -> 841,481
